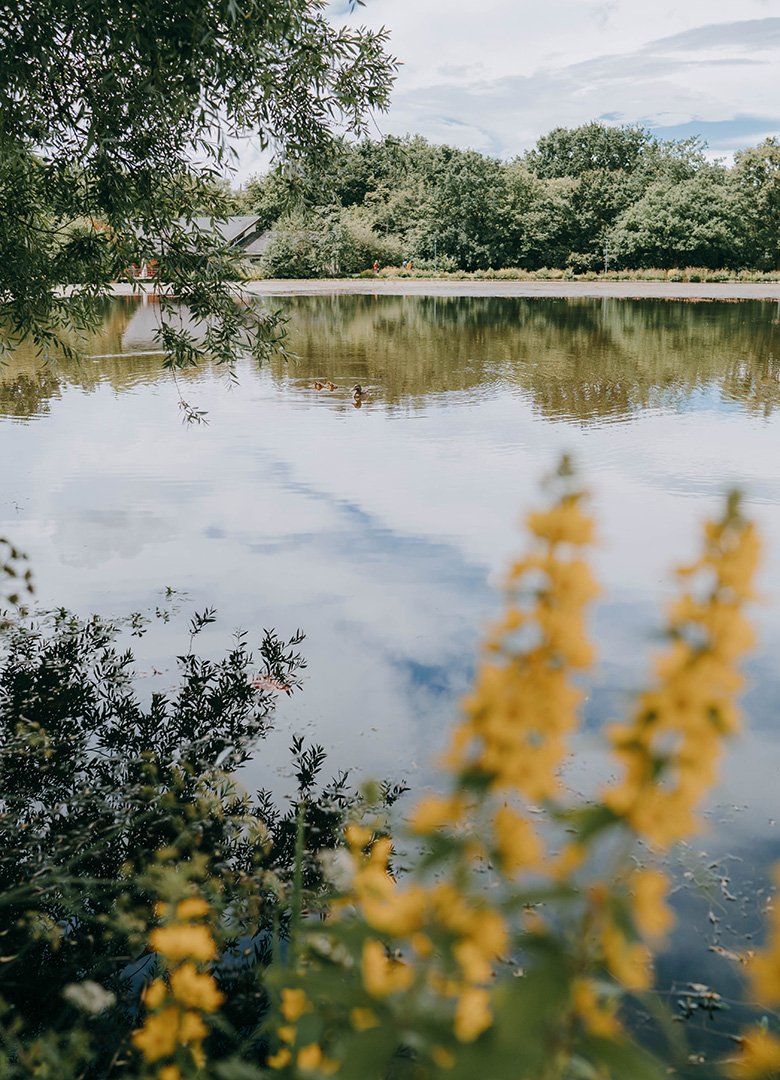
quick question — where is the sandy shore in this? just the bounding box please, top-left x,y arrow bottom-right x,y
109,279 -> 780,301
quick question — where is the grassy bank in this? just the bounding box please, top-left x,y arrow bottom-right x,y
244,265 -> 780,284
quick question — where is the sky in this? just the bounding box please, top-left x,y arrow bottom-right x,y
248,0 -> 780,175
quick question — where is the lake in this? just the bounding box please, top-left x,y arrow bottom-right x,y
2,292 -> 780,1037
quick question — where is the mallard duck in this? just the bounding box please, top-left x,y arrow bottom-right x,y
351,383 -> 364,400
314,381 -> 325,390
326,381 -> 338,391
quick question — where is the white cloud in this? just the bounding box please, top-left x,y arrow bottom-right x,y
243,2 -> 780,174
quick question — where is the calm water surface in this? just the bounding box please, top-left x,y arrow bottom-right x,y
3,294 -> 780,1034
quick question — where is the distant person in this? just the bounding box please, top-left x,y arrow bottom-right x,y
407,260 -> 413,271
373,260 -> 379,274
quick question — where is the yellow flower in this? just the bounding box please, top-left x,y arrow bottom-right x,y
158,1067 -> 181,1080
350,1007 -> 379,1031
631,869 -> 674,941
727,1027 -> 780,1079
170,963 -> 224,1012
132,1006 -> 179,1062
526,498 -> 594,547
571,978 -> 621,1038
492,805 -> 543,873
150,924 -> 217,963
142,978 -> 167,1010
281,987 -> 312,1022
179,1009 -> 208,1046
278,1024 -> 296,1044
601,925 -> 652,992
345,824 -> 372,852
362,887 -> 427,937
432,1045 -> 455,1069
749,951 -> 780,1005
454,986 -> 492,1042
297,1044 -> 323,1071
175,897 -> 210,920
408,794 -> 464,835
267,1047 -> 292,1069
361,938 -> 414,997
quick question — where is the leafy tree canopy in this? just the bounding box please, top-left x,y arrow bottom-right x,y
0,0 -> 396,364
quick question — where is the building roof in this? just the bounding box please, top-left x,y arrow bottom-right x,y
190,215 -> 261,245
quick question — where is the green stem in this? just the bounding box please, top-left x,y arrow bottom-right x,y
290,799 -> 306,952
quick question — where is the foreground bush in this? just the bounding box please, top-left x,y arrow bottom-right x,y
3,464 -> 780,1079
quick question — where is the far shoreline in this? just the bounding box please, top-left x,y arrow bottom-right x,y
109,280 -> 780,301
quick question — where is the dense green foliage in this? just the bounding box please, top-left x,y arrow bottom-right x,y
0,603 -> 403,1076
246,124 -> 780,275
0,0 -> 396,364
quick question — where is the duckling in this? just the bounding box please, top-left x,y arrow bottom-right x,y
313,380 -> 325,390
351,383 -> 364,400
326,381 -> 338,391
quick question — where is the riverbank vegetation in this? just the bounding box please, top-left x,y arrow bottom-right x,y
244,125 -> 780,278
3,465 -> 780,1079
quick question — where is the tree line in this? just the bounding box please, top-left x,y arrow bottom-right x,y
242,124 -> 780,276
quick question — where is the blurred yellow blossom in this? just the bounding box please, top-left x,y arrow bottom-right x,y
132,1006 -> 179,1062
492,804 -> 542,874
728,1027 -> 780,1079
631,868 -> 674,941
175,897 -> 210,920
350,1006 -> 379,1030
362,939 -> 414,997
571,978 -> 621,1038
454,986 -> 492,1042
267,1047 -> 292,1070
601,924 -> 652,992
150,924 -> 217,963
281,987 -> 312,1022
169,963 -> 223,1012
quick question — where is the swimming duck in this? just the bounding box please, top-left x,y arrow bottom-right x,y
351,384 -> 365,400
314,381 -> 325,390
326,381 -> 338,391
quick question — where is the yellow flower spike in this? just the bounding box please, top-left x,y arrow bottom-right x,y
454,986 -> 493,1042
604,497 -> 759,850
169,963 -> 224,1012
278,1024 -> 296,1044
727,1027 -> 780,1079
149,924 -> 217,963
175,897 -> 210,920
281,987 -> 312,1022
267,1047 -> 292,1070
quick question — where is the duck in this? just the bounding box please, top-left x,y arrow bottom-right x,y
351,383 -> 365,401
313,381 -> 325,390
326,381 -> 338,391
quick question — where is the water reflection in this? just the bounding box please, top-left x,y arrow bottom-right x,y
2,296 -> 780,1035
3,295 -> 780,423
